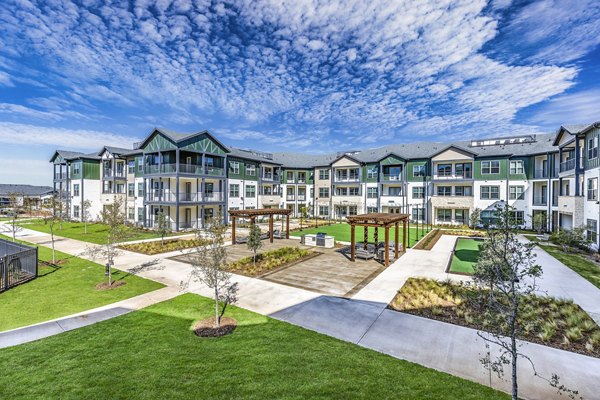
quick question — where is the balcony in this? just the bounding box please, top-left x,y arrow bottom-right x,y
286,195 -> 295,201
297,194 -> 307,201
333,176 -> 360,183
532,196 -> 547,206
144,164 -> 225,176
533,168 -> 549,179
432,172 -> 473,181
103,170 -> 126,179
53,173 -> 68,181
381,173 -> 403,182
145,191 -> 223,203
260,173 -> 279,182
430,195 -> 473,209
560,159 -> 576,173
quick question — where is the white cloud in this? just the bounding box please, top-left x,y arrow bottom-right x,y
0,71 -> 13,87
0,122 -> 136,150
524,89 -> 600,127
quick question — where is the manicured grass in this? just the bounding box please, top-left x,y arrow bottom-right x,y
390,278 -> 600,358
119,237 -> 211,255
17,219 -> 174,245
228,246 -> 312,276
0,294 -> 508,399
291,223 -> 430,248
449,238 -> 484,274
0,236 -> 164,331
538,244 -> 600,290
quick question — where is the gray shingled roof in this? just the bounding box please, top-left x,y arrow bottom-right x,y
100,146 -> 132,156
0,184 -> 54,196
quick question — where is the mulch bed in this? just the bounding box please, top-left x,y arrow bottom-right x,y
95,280 -> 127,290
413,229 -> 442,250
193,317 -> 237,337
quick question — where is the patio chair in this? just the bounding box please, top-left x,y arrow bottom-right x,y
355,247 -> 375,260
235,236 -> 248,244
259,232 -> 270,240
272,229 -> 286,239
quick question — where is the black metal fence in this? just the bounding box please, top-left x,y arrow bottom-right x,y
0,238 -> 38,292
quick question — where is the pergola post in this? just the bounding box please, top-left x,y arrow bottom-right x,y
269,214 -> 274,243
384,226 -> 390,267
363,226 -> 368,250
350,223 -> 355,261
231,216 -> 236,245
286,213 -> 290,239
394,222 -> 399,259
402,218 -> 407,253
374,227 -> 378,245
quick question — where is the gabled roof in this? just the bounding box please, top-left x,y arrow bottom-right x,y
136,128 -> 230,153
553,122 -> 600,145
50,150 -> 100,163
429,144 -> 477,159
329,153 -> 363,166
0,184 -> 54,196
97,146 -> 132,157
376,152 -> 406,163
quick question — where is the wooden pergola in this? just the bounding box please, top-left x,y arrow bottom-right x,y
228,208 -> 292,245
346,213 -> 410,267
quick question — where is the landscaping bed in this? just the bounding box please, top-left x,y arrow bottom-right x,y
119,237 -> 211,255
0,294 -> 508,399
389,278 -> 600,358
227,246 -> 314,277
413,228 -> 485,251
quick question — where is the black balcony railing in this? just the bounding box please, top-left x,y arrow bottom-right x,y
532,196 -> 547,206
144,164 -> 225,176
560,159 -> 575,172
534,168 -> 549,179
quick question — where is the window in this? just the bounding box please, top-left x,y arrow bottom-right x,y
367,187 -> 378,198
481,186 -> 500,200
437,186 -> 451,196
413,165 -> 425,177
587,219 -> 598,243
128,160 -> 135,174
128,207 -> 135,220
454,186 -> 472,196
388,186 -> 402,196
509,160 -> 524,175
588,178 -> 598,201
412,187 -> 424,199
319,205 -> 329,216
128,183 -> 135,197
137,183 -> 144,197
509,186 -> 525,200
245,185 -> 255,198
510,211 -> 525,225
437,164 -> 452,177
455,209 -> 465,224
349,187 -> 360,196
229,184 -> 239,197
336,187 -> 348,196
367,206 -> 378,213
137,207 -> 144,222
588,136 -> 599,160
73,183 -> 80,197
73,163 -> 81,175
412,208 -> 424,221
287,171 -> 294,182
318,187 -> 329,198
319,169 -> 330,180
229,161 -> 239,174
348,206 -> 358,215
73,205 -> 80,218
297,172 -> 306,182
116,183 -> 125,194
481,160 -> 500,174
138,159 -> 143,173
367,166 -> 378,179
437,209 -> 452,222
349,168 -> 359,180
455,163 -> 472,178
246,164 -> 256,176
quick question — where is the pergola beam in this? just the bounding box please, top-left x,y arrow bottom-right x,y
228,208 -> 292,245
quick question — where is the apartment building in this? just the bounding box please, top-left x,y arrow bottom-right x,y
51,123 -> 600,250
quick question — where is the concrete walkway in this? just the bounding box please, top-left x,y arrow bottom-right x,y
3,225 -> 600,399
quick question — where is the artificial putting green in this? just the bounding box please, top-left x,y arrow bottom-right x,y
448,238 -> 483,275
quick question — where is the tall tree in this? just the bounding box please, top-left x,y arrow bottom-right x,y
247,223 -> 263,267
87,196 -> 130,286
183,216 -> 237,328
473,205 -> 579,400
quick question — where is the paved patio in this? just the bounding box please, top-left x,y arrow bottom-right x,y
170,238 -> 388,297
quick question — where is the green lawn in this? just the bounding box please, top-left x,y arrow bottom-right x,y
16,219 -> 172,245
538,244 -> 600,290
0,236 -> 164,331
291,223 -> 430,248
0,294 -> 507,399
449,238 -> 484,274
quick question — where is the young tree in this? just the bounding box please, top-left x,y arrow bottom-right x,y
531,212 -> 546,234
247,223 -> 263,267
87,196 -> 130,286
473,205 -> 578,400
42,196 -> 63,264
2,192 -> 24,241
81,199 -> 92,234
550,227 -> 591,253
183,216 -> 237,328
155,210 -> 171,246
469,207 -> 481,229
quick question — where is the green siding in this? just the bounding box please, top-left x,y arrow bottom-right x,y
70,161 -> 82,179
474,157 -> 508,180
180,133 -> 227,155
380,155 -> 404,166
508,157 -> 529,180
585,127 -> 600,170
406,160 -> 429,182
135,156 -> 143,177
363,163 -> 378,183
227,158 -> 259,181
144,133 -> 176,152
83,160 -> 100,179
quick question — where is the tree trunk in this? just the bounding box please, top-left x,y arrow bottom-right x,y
50,228 -> 56,264
214,286 -> 220,328
84,221 -> 87,234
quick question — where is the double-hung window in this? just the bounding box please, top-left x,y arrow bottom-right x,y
509,160 -> 524,175
437,186 -> 451,196
588,136 -> 599,160
587,219 -> 598,243
245,185 -> 255,198
246,165 -> 256,176
437,209 -> 452,222
73,184 -> 80,197
229,161 -> 240,175
318,187 -> 329,198
412,187 -> 424,199
413,165 -> 425,177
481,160 -> 500,174
367,187 -> 378,198
319,169 -> 330,180
437,164 -> 452,177
509,186 -> 524,200
588,178 -> 598,201
229,184 -> 239,197
481,186 -> 500,200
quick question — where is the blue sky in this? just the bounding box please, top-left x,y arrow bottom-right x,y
0,0 -> 599,185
